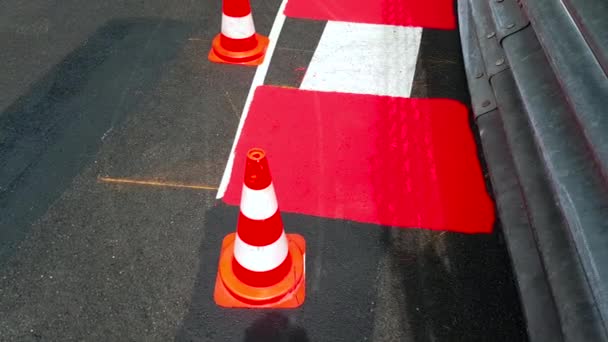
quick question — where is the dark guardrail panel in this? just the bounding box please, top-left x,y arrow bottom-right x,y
458,0 -> 497,118
477,107 -> 564,342
491,66 -> 597,342
489,0 -> 529,41
562,0 -> 608,75
469,0 -> 509,78
520,0 -> 608,328
487,71 -> 565,342
461,0 -> 608,340
460,3 -> 562,341
522,0 -> 608,182
502,25 -> 608,341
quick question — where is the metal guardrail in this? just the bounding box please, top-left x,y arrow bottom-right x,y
458,1 -> 608,341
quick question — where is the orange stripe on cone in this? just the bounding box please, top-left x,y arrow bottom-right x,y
208,0 -> 269,66
214,148 -> 306,308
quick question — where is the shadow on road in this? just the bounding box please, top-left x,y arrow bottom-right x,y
0,17 -> 189,265
243,312 -> 309,342
379,225 -> 528,342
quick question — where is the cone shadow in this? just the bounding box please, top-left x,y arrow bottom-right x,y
243,312 -> 309,342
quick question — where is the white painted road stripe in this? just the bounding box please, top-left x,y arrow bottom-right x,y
240,183 -> 278,220
216,0 -> 288,199
234,231 -> 289,272
221,13 -> 256,39
301,21 -> 423,98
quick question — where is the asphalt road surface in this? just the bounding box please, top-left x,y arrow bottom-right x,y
0,0 -> 527,341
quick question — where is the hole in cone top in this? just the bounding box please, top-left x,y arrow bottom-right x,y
248,148 -> 265,161
244,148 -> 272,190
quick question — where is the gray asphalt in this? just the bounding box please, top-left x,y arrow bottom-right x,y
0,0 -> 268,339
0,1 -> 527,341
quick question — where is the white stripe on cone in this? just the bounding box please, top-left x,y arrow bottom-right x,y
222,13 -> 256,39
234,231 -> 289,272
240,183 -> 278,220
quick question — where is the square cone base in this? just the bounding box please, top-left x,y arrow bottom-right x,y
208,34 -> 269,66
213,233 -> 306,309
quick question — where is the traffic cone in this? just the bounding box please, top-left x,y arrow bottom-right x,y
214,148 -> 306,308
208,0 -> 269,66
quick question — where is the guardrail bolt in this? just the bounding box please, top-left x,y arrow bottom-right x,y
475,72 -> 484,79
486,32 -> 496,39
482,100 -> 491,107
496,58 -> 505,66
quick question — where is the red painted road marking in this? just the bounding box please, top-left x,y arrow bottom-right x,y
284,0 -> 456,30
223,86 -> 495,233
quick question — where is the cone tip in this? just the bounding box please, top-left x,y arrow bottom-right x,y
247,147 -> 266,162
244,147 -> 272,190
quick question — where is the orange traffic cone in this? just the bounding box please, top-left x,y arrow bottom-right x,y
214,148 -> 306,308
208,0 -> 269,66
